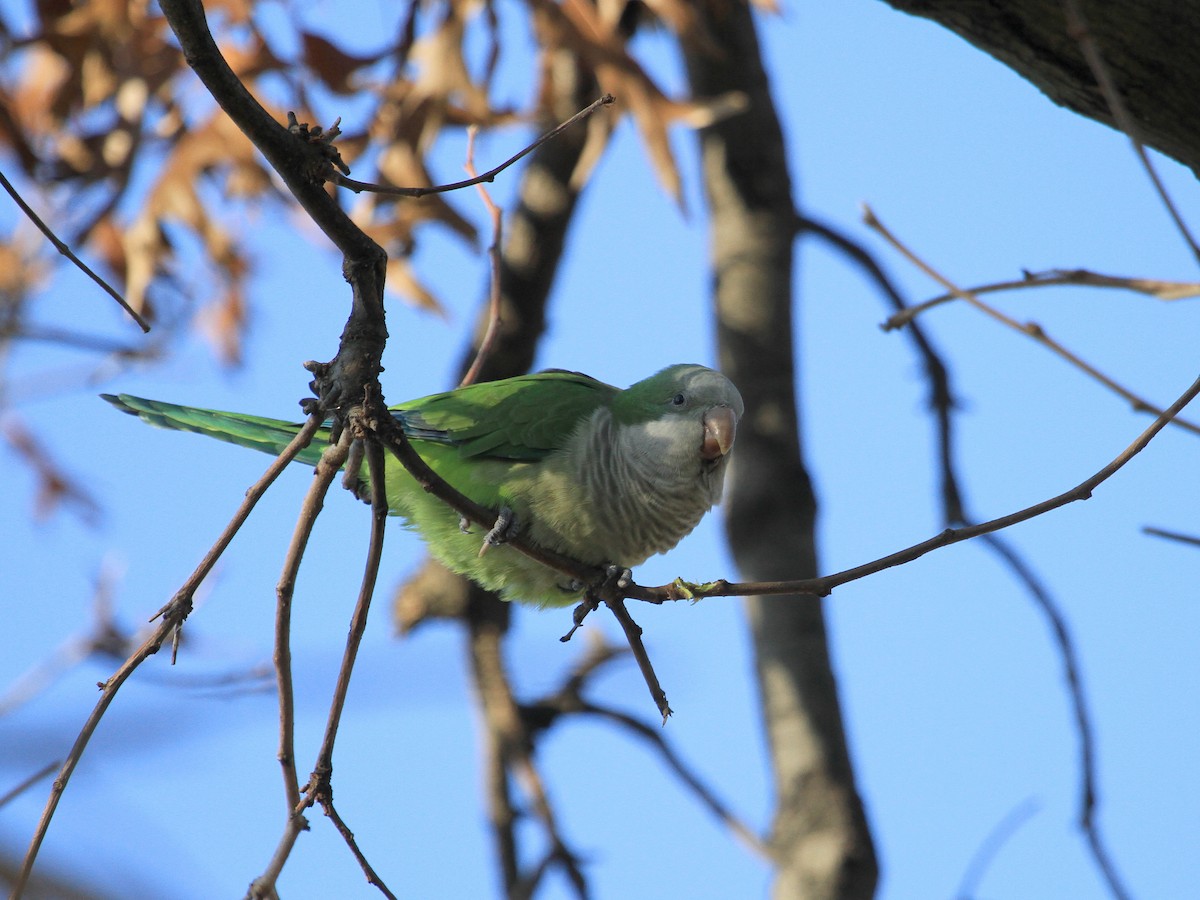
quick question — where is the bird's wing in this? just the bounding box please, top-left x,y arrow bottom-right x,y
393,370 -> 616,461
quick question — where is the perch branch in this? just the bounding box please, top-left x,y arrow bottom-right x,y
631,367 -> 1200,603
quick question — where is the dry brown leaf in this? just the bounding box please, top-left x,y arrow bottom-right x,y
532,0 -> 744,204
385,255 -> 447,317
301,31 -> 382,96
197,285 -> 248,366
409,2 -> 493,121
0,233 -> 49,300
3,415 -> 102,525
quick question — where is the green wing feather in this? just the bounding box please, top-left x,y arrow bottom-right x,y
393,370 -> 616,459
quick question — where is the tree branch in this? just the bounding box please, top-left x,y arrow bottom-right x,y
13,416 -> 323,899
0,168 -> 149,331
329,94 -> 615,199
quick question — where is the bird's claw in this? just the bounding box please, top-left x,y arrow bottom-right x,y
605,565 -> 633,590
477,506 -> 518,557
458,516 -> 472,535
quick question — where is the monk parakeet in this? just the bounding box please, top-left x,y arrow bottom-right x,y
102,364 -> 742,606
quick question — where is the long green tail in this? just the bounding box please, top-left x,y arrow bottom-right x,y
101,394 -> 329,467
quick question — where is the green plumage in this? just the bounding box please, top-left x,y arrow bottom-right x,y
103,364 -> 743,606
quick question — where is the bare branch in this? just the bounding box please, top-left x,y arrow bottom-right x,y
864,205 -> 1200,436
881,268 -> 1200,332
518,637 -> 768,858
1142,525 -> 1200,547
602,598 -> 671,723
979,533 -> 1129,900
330,95 -> 616,199
809,212 -> 1131,899
321,796 -> 398,900
460,127 -> 505,389
0,168 -> 150,332
251,427 -> 353,896
305,433 -> 396,897
0,762 -> 59,811
11,415 -> 321,898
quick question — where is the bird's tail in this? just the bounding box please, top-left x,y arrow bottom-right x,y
101,394 -> 329,467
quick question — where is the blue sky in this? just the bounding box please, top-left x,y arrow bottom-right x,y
4,1 -> 1199,898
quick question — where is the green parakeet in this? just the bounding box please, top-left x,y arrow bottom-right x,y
102,364 -> 743,606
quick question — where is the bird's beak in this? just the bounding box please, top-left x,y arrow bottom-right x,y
701,405 -> 737,461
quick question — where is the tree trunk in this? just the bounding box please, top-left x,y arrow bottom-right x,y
882,0 -> 1200,178
684,3 -> 878,898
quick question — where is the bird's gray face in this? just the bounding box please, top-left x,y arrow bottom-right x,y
662,366 -> 744,471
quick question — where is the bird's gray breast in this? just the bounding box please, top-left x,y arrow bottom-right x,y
574,409 -> 726,565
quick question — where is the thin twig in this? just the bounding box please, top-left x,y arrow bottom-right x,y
0,168 -> 151,332
304,433 -> 396,898
250,427 -> 352,898
12,417 -> 322,899
460,127 -> 505,389
1142,525 -> 1200,547
584,702 -> 769,858
322,797 -> 398,900
603,597 -> 671,723
863,205 -> 1200,436
6,323 -> 154,355
330,94 -> 615,198
1061,0 -> 1200,265
881,268 -> 1200,332
0,762 -> 60,810
519,637 -> 768,858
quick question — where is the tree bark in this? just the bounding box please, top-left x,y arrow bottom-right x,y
684,3 -> 878,898
882,0 -> 1200,178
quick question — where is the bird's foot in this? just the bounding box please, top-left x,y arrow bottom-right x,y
604,564 -> 633,591
458,516 -> 472,534
341,439 -> 370,503
559,566 -> 630,642
477,506 -> 518,557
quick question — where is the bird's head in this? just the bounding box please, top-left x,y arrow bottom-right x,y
614,364 -> 744,474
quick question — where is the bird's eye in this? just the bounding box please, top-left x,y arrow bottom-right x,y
670,392 -> 687,407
